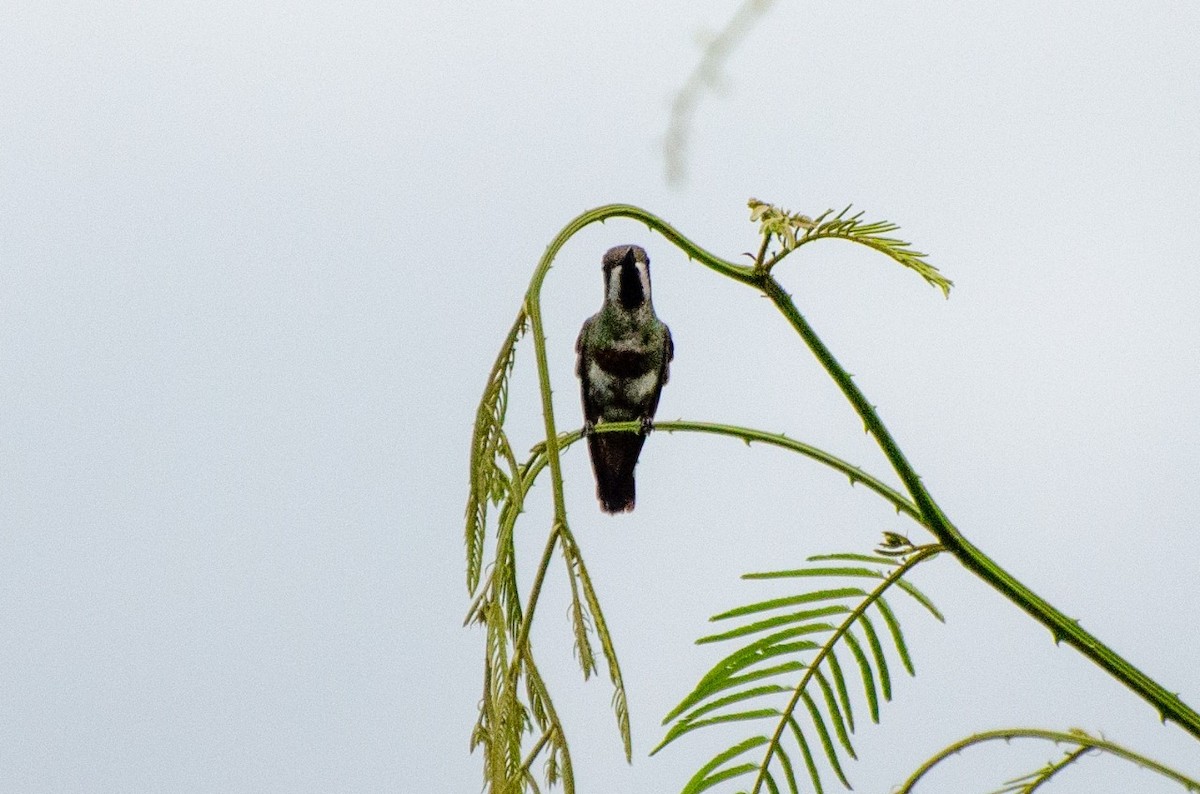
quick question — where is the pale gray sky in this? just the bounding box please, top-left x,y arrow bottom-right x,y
2,2 -> 1199,792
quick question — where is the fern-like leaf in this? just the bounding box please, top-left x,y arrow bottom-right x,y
747,199 -> 952,296
797,205 -> 952,297
811,667 -> 855,758
680,736 -> 768,794
659,542 -> 944,794
787,715 -> 824,794
697,605 -> 849,645
465,311 -> 526,593
876,596 -> 915,675
561,526 -> 632,760
841,629 -> 880,723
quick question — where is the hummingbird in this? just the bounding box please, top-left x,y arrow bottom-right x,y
575,244 -> 674,513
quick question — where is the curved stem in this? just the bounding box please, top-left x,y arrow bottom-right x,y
759,275 -> 1200,741
525,420 -> 923,523
896,727 -> 1200,793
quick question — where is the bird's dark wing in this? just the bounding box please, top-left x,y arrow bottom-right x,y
575,316 -> 600,426
645,323 -> 673,421
662,324 -> 674,385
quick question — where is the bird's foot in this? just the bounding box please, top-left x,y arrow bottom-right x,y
639,416 -> 655,435
582,420 -> 596,437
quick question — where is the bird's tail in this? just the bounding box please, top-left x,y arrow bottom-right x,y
588,431 -> 646,513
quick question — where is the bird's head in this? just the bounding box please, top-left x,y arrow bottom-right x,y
601,244 -> 651,311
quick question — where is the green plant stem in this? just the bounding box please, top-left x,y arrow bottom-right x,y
758,275 -> 1200,742
511,525 -> 563,683
585,420 -> 921,521
1024,746 -> 1089,793
895,728 -> 1200,793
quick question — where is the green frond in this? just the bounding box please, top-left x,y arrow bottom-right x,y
564,554 -> 597,680
808,552 -> 902,566
895,579 -> 945,622
654,686 -> 787,754
811,667 -> 855,758
700,622 -> 834,652
774,743 -> 801,794
545,743 -> 560,788
746,198 -> 951,295
496,512 -> 525,641
522,769 -> 544,794
681,736 -> 768,794
658,708 -> 779,753
697,606 -> 848,645
663,662 -> 806,725
523,653 -> 576,794
875,596 -> 915,675
800,689 -> 851,788
842,630 -> 880,723
675,685 -> 791,729
796,205 -> 952,297
465,310 -> 526,594
691,641 -> 822,701
745,566 -> 888,581
662,544 -> 943,794
787,716 -> 824,794
825,649 -> 855,734
711,588 -> 867,621
857,614 -> 892,701
561,527 -> 632,760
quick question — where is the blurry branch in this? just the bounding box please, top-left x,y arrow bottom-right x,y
896,728 -> 1200,793
664,0 -> 778,185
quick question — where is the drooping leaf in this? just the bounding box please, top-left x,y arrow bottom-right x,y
896,579 -> 945,622
658,708 -> 779,753
807,552 -> 901,566
801,689 -> 851,789
663,661 -> 805,724
825,648 -> 855,734
858,613 -> 892,701
691,640 -> 822,701
875,596 -> 915,676
787,716 -> 824,794
711,588 -> 867,621
697,605 -> 848,645
774,743 -> 802,794
465,311 -> 526,593
679,737 -> 768,794
811,667 -> 855,758
563,527 -> 632,760
842,630 -> 880,723
745,566 -> 887,581
794,205 -> 953,297
675,684 -> 791,728
660,543 -> 944,794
